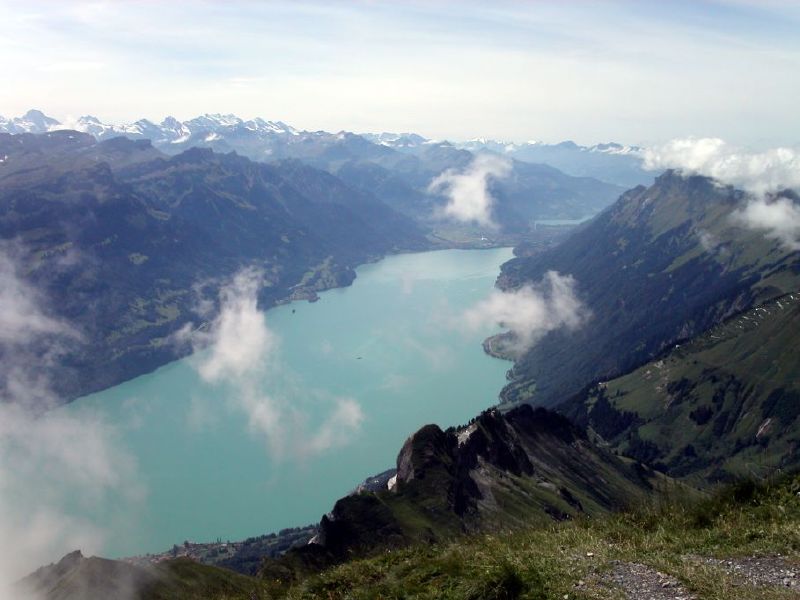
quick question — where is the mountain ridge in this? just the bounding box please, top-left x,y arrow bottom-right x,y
498,170 -> 800,408
260,403 -> 670,579
0,109 -> 649,189
0,131 -> 431,403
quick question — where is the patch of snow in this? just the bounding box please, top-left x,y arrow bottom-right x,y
457,423 -> 477,446
387,474 -> 397,491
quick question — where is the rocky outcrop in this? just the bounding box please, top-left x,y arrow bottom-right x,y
264,404 -> 668,578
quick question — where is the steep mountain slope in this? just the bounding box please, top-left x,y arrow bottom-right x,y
0,132 -> 428,401
499,171 -> 800,408
264,404 -> 667,576
0,130 -> 161,180
266,475 -> 800,599
561,292 -> 800,482
22,477 -> 800,599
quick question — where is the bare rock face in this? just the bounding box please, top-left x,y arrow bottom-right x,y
396,424 -> 453,484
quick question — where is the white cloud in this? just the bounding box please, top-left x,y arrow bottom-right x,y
732,196 -> 800,251
195,269 -> 276,382
307,398 -> 364,455
0,250 -> 141,593
0,252 -> 76,349
463,271 -> 589,356
428,154 -> 511,228
0,403 -> 141,595
188,268 -> 363,460
642,138 -> 800,249
642,138 -> 800,196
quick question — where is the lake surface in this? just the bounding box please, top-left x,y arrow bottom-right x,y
68,247 -> 513,557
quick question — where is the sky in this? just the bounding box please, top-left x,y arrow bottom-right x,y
1,0 -> 799,146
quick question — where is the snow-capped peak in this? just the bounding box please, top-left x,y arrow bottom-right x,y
243,117 -> 297,134
187,113 -> 243,129
362,132 -> 429,148
0,110 -> 306,142
0,109 -> 62,134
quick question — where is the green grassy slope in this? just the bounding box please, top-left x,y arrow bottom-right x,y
270,476 -> 800,600
562,292 -> 800,482
22,477 -> 800,599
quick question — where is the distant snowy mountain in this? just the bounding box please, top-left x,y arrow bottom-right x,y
361,132 -> 430,150
359,132 -> 650,187
0,109 -> 61,134
0,110 -> 647,221
0,110 -> 300,150
0,110 -> 651,187
455,139 -> 650,187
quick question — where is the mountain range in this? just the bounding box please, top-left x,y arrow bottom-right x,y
3,113 -> 799,599
369,133 -> 652,188
10,162 -> 800,598
0,111 -> 643,220
0,110 -> 653,188
498,171 -> 800,410
0,114 -> 643,399
258,170 -> 799,580
0,130 -> 429,401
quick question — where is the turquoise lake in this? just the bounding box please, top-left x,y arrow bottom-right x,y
68,247 -> 514,557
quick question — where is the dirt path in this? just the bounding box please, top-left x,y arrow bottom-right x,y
602,561 -> 697,600
700,556 -> 798,591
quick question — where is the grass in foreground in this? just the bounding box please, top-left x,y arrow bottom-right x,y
268,476 -> 800,600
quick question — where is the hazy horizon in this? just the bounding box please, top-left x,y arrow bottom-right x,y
2,0 -> 799,148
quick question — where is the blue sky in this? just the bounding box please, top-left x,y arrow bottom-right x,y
1,0 -> 799,146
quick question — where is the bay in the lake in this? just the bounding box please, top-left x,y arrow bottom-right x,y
67,247 -> 513,557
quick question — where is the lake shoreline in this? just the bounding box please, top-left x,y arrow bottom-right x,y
66,247 -> 517,558
67,242 -> 518,408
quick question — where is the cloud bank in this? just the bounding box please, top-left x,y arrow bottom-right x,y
428,154 -> 511,228
642,138 -> 800,196
0,249 -> 140,595
463,271 -> 589,356
732,197 -> 800,251
642,138 -> 800,249
0,252 -> 80,409
188,268 -> 363,460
